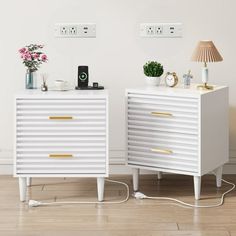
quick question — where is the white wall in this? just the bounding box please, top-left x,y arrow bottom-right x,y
0,0 -> 236,172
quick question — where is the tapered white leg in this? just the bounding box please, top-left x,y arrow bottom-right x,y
193,176 -> 201,200
26,177 -> 32,187
19,177 -> 27,202
157,171 -> 162,180
97,177 -> 105,202
215,166 -> 223,187
132,168 -> 140,191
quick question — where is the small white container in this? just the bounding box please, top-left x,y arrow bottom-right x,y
145,76 -> 161,86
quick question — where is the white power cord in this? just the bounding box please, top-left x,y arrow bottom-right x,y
134,177 -> 235,208
29,179 -> 129,207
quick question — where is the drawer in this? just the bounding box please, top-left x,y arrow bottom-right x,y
16,98 -> 106,138
127,129 -> 198,172
16,151 -> 106,174
127,94 -> 199,135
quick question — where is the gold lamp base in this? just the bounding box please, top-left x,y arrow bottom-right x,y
197,83 -> 214,90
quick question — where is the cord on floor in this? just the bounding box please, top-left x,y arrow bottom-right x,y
134,178 -> 235,208
29,179 -> 129,207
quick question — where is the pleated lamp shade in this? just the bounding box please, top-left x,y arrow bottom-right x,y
191,41 -> 223,62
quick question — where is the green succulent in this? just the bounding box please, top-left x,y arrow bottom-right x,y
143,61 -> 164,77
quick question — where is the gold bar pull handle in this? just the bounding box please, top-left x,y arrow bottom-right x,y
151,112 -> 173,117
151,148 -> 173,155
49,116 -> 73,120
49,154 -> 73,158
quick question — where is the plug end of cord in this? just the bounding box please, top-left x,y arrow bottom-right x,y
134,192 -> 147,199
28,200 -> 42,207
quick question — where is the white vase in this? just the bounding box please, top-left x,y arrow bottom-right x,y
145,76 -> 161,86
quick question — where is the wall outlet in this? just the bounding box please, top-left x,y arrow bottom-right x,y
68,26 -> 77,35
55,23 -> 96,38
140,23 -> 183,38
60,26 -> 68,35
146,25 -> 155,35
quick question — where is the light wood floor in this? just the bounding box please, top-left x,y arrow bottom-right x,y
0,174 -> 236,236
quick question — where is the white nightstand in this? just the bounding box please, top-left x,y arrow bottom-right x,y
14,89 -> 109,202
126,85 -> 229,200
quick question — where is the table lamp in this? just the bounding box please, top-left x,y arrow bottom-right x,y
191,40 -> 223,90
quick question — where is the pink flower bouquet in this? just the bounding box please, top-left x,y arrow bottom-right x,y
19,44 -> 48,71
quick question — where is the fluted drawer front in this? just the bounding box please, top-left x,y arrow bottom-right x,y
16,98 -> 107,175
127,94 -> 198,135
127,93 -> 199,173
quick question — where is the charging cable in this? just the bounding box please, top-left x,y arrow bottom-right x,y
29,179 -> 129,207
134,177 -> 235,208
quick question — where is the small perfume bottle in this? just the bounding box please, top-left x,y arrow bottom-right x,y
41,74 -> 48,92
183,70 -> 193,88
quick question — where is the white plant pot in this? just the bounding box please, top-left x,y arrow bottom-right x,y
145,76 -> 161,86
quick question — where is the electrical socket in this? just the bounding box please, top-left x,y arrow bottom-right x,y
55,23 -> 96,38
60,26 -> 68,35
146,25 -> 155,35
140,23 -> 182,38
68,26 -> 77,35
155,26 -> 163,35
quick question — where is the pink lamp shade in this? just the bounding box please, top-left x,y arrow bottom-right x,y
191,40 -> 223,63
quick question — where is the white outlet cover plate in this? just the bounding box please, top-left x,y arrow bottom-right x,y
140,23 -> 183,38
55,23 -> 96,38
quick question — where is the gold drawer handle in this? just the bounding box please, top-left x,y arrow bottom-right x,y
49,116 -> 73,120
151,148 -> 173,155
49,154 -> 73,158
151,112 -> 173,117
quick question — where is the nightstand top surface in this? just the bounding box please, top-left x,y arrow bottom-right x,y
15,89 -> 108,98
126,84 -> 227,97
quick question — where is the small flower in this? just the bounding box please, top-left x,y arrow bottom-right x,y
33,53 -> 40,59
41,54 -> 47,62
19,47 -> 26,53
23,52 -> 32,61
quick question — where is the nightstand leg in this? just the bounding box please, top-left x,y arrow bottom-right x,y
132,168 -> 140,191
215,166 -> 223,187
19,177 -> 27,202
26,177 -> 32,187
193,176 -> 201,200
97,177 -> 105,202
157,171 -> 162,180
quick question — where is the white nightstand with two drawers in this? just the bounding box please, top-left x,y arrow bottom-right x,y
14,90 -> 109,202
126,85 -> 229,200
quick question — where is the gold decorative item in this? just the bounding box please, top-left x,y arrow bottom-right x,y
191,40 -> 223,90
165,72 -> 178,87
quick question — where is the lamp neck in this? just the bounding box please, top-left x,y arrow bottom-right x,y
204,62 -> 207,67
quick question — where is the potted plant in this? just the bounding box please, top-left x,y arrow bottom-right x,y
143,61 -> 164,86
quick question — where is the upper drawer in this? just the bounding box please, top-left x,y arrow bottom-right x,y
16,99 -> 106,128
127,93 -> 199,135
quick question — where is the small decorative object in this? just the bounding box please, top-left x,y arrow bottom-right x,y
191,40 -> 223,90
41,74 -> 48,92
143,61 -> 164,86
54,80 -> 69,91
183,70 -> 193,88
165,72 -> 178,87
18,44 -> 48,89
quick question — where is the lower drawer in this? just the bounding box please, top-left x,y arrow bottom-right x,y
16,152 -> 106,174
